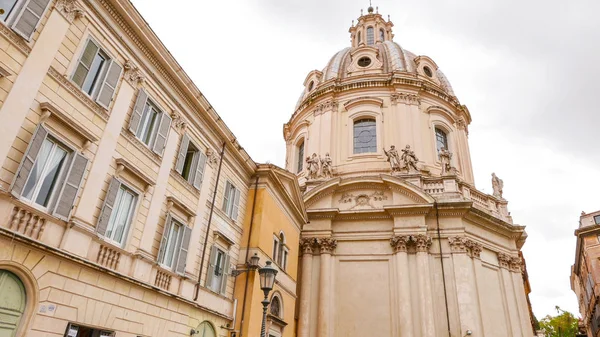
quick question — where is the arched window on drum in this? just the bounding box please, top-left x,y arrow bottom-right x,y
435,128 -> 449,154
354,119 -> 377,154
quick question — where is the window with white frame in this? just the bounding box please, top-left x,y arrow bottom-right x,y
273,232 -> 288,271
366,27 -> 374,45
222,181 -> 240,220
0,0 -> 52,40
353,119 -> 377,154
11,125 -> 89,221
206,245 -> 230,294
296,140 -> 304,173
157,214 -> 191,274
175,133 -> 207,190
96,177 -> 138,246
435,128 -> 448,154
72,39 -> 122,108
128,89 -> 172,156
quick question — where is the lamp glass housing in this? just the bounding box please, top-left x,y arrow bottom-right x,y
258,261 -> 278,292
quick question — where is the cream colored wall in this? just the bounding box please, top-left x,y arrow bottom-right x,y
0,0 -> 255,336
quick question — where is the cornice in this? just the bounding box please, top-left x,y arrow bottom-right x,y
384,204 -> 433,217
343,96 -> 384,110
48,66 -> 109,120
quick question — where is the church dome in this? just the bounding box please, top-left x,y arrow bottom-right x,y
295,12 -> 456,111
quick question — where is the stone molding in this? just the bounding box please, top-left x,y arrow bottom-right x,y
0,22 -> 31,54
55,0 -> 85,23
48,66 -> 109,120
448,236 -> 482,258
313,100 -> 338,116
389,234 -> 432,253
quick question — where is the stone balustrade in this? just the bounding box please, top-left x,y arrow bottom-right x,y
96,244 -> 121,270
154,269 -> 172,291
8,205 -> 46,240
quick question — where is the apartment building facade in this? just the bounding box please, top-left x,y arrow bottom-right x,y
572,210 -> 600,337
0,0 -> 276,336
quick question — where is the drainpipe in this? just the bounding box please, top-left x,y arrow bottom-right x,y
238,175 -> 260,337
435,201 -> 452,337
194,140 -> 226,301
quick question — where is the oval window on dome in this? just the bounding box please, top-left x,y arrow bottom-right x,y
358,57 -> 372,67
423,66 -> 433,78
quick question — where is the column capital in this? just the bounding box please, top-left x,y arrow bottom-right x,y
317,237 -> 337,254
465,239 -> 482,259
123,61 -> 146,87
497,252 -> 512,269
300,237 -> 318,255
448,236 -> 468,253
413,234 -> 432,252
390,235 -> 411,253
509,256 -> 523,273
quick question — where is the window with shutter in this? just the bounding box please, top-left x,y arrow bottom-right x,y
100,181 -> 137,246
219,254 -> 230,295
72,38 -> 118,102
159,216 -> 183,270
193,152 -> 207,190
205,246 -> 218,292
175,134 -> 204,187
222,182 -> 232,214
129,89 -> 148,135
11,125 -> 48,198
53,152 -> 89,221
175,225 -> 192,275
152,111 -> 172,156
11,0 -> 51,40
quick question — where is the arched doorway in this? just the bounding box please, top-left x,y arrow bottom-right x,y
0,270 -> 26,337
196,321 -> 216,337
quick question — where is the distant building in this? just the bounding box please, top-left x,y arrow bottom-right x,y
572,210 -> 600,337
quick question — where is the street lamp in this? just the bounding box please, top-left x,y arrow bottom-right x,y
258,260 -> 278,337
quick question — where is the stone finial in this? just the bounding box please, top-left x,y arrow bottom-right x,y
317,237 -> 337,254
300,237 -> 318,255
390,235 -> 411,252
497,252 -> 512,269
448,236 -> 468,253
413,234 -> 432,252
56,0 -> 85,23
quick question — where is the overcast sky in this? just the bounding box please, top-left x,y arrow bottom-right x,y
131,0 -> 600,319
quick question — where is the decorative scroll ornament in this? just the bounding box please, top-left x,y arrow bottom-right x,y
206,148 -> 219,167
317,237 -> 337,254
123,61 -> 146,86
171,111 -> 187,132
56,0 -> 85,23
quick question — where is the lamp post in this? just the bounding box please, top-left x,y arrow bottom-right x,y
258,261 -> 278,337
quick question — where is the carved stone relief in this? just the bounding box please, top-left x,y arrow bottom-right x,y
56,0 -> 85,23
390,234 -> 432,253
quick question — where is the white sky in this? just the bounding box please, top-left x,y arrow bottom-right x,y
131,0 -> 600,319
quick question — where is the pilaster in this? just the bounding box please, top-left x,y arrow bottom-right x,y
390,235 -> 414,337
298,237 -> 317,337
317,237 -> 337,337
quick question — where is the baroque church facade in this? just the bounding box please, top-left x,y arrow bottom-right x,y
284,6 -> 535,337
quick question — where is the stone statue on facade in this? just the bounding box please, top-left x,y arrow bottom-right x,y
306,153 -> 320,180
383,145 -> 402,172
491,172 -> 504,199
320,153 -> 333,178
401,145 -> 419,173
439,147 -> 453,175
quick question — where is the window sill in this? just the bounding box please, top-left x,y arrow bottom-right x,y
0,21 -> 32,54
169,169 -> 200,197
347,152 -> 383,161
121,128 -> 162,165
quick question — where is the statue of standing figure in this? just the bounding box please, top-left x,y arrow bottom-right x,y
491,172 -> 504,198
383,145 -> 402,172
401,145 -> 419,173
439,147 -> 453,175
306,153 -> 320,180
321,153 -> 333,178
